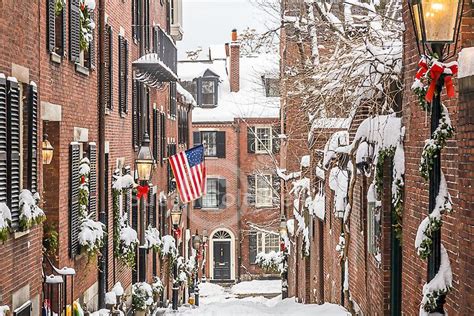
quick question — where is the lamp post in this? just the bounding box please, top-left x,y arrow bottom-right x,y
279,215 -> 288,300
42,134 -> 54,165
170,197 -> 182,311
408,1 -> 464,313
136,133 -> 154,283
192,232 -> 202,307
201,229 -> 208,283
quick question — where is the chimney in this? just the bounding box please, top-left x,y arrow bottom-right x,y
229,29 -> 240,92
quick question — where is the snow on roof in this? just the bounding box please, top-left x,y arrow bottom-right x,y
178,53 -> 280,122
209,45 -> 227,60
177,82 -> 197,107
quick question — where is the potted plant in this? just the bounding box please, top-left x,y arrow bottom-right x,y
132,282 -> 153,316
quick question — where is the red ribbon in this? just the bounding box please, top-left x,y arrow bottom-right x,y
137,184 -> 149,200
174,227 -> 182,240
280,241 -> 286,252
415,58 -> 428,80
81,175 -> 85,184
418,58 -> 458,103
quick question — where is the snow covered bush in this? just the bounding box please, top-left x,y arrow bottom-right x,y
0,305 -> 9,316
255,251 -> 284,274
19,189 -> 45,231
0,203 -> 12,243
145,226 -> 162,252
118,224 -> 139,268
132,282 -> 153,311
161,235 -> 178,260
54,0 -> 66,15
151,276 -> 164,297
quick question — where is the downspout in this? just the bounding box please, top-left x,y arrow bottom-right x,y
97,0 -> 107,308
235,122 -> 241,282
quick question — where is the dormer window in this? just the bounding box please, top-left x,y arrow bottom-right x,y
263,77 -> 279,97
201,78 -> 217,106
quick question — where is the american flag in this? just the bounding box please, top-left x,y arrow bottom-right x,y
169,145 -> 206,203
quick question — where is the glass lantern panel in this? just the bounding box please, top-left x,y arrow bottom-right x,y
421,0 -> 459,42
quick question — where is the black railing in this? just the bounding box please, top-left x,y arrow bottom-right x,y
153,26 -> 177,76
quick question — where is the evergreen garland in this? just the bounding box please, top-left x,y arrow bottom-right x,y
79,0 -> 95,52
417,216 -> 442,260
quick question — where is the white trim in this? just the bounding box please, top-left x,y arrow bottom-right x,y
255,126 -> 273,154
209,228 -> 235,281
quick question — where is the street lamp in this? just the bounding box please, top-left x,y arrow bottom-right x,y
42,134 -> 54,165
201,229 -> 208,283
279,215 -> 288,299
408,2 -> 464,314
408,0 -> 464,58
136,133 -> 154,283
192,231 -> 202,307
171,196 -> 182,311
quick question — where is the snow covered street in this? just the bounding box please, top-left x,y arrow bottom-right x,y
164,281 -> 349,315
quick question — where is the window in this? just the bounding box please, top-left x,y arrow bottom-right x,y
202,132 -> 217,156
201,79 -> 217,106
195,178 -> 226,209
255,127 -> 272,153
263,78 -> 279,97
202,178 -> 218,208
255,174 -> 272,207
255,231 -> 279,261
170,82 -> 177,117
178,108 -> 188,145
47,0 -> 66,57
132,0 -> 141,41
367,201 -> 381,257
118,35 -> 129,114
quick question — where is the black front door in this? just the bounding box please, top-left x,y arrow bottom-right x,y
213,241 -> 231,280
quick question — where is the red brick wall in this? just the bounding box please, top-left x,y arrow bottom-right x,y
0,0 -> 44,310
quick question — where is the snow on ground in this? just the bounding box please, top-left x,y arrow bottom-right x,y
164,281 -> 349,315
230,279 -> 281,295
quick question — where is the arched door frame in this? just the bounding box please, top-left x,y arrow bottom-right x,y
209,228 -> 236,281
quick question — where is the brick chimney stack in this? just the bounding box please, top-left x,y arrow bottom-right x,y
229,29 -> 240,92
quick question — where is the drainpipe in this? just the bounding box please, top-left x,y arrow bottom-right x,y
235,122 -> 241,282
97,0 -> 107,308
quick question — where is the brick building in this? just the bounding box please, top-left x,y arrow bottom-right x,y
281,0 -> 474,315
0,0 -> 194,312
178,30 -> 282,282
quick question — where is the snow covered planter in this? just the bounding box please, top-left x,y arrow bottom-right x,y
255,251 -> 284,274
0,203 -> 12,243
145,226 -> 162,252
132,282 -> 153,313
112,173 -> 138,267
79,0 -> 96,52
151,276 -> 164,302
161,235 -> 178,260
77,157 -> 105,259
19,190 -> 45,231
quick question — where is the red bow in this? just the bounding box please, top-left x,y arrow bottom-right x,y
280,241 -> 286,252
137,184 -> 149,200
174,227 -> 182,240
421,59 -> 458,103
81,175 -> 85,184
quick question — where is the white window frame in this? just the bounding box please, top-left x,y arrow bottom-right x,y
255,174 -> 273,207
201,131 -> 217,157
201,79 -> 217,106
202,177 -> 219,209
256,231 -> 279,255
255,126 -> 272,154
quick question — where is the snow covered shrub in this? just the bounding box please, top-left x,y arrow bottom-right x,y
145,226 -> 162,252
19,190 -> 45,231
54,0 -> 66,15
0,305 -> 10,316
132,282 -> 153,311
161,235 -> 177,260
78,214 -> 105,258
151,276 -> 164,297
118,224 -> 139,267
255,251 -> 284,274
0,203 -> 12,243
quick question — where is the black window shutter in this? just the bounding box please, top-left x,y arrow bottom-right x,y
124,40 -> 129,113
118,35 -> 124,113
88,143 -> 97,217
0,77 -> 7,205
132,79 -> 139,150
144,0 -> 150,50
272,125 -> 281,154
27,84 -> 38,193
249,230 -> 257,263
88,10 -> 96,68
147,190 -> 155,227
131,191 -> 138,283
272,174 -> 280,206
194,198 -> 202,209
170,82 -> 177,117
247,175 -> 255,206
193,131 -> 201,147
153,108 -> 159,163
62,8 -> 67,56
216,131 -> 226,158
247,127 -> 255,153
124,168 -> 132,222
196,78 -> 202,106
218,179 -> 226,209
6,79 -> 20,228
136,0 -> 142,41
69,143 -> 80,257
69,0 -> 81,62
132,0 -> 136,40
105,25 -> 113,109
47,0 -> 56,53
153,26 -> 158,53
160,113 -> 166,166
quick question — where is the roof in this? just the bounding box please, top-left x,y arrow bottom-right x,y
178,49 -> 280,123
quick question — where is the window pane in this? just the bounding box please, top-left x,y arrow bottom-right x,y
256,174 -> 272,206
202,132 -> 217,156
202,80 -> 216,105
202,178 -> 218,208
265,78 -> 279,97
265,233 -> 279,253
255,127 -> 271,153
257,232 -> 263,254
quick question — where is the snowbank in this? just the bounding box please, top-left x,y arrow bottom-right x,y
231,280 -> 281,295
458,47 -> 474,79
